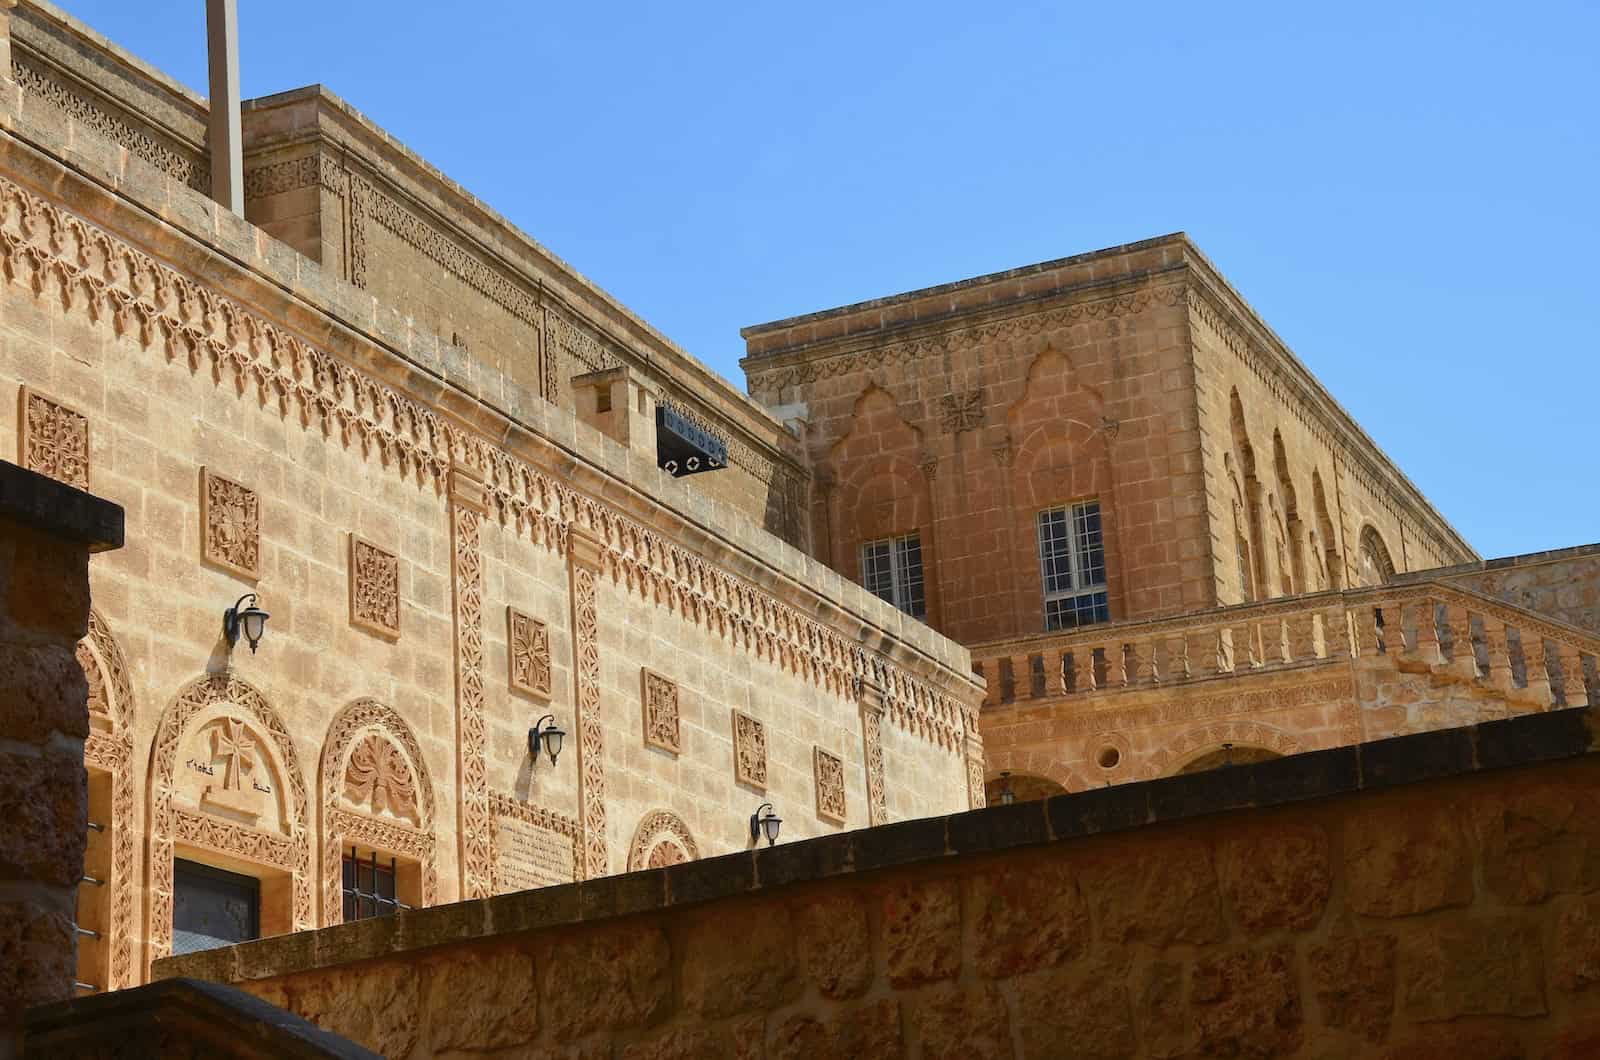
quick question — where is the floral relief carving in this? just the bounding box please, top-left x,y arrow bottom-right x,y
342,733 -> 421,826
642,669 -> 681,755
733,710 -> 768,791
319,699 -> 439,926
18,386 -> 89,490
861,705 -> 887,826
572,553 -> 608,879
626,810 -> 700,872
201,467 -> 260,579
0,171 -> 979,763
507,607 -> 551,699
349,535 -> 400,638
814,747 -> 847,825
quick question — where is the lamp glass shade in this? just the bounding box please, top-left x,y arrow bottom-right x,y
761,814 -> 782,844
543,726 -> 565,764
239,606 -> 269,648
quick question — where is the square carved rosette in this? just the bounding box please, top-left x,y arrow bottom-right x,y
200,467 -> 260,580
814,746 -> 847,825
732,709 -> 768,791
18,385 -> 90,490
348,533 -> 400,638
507,607 -> 551,699
641,668 -> 681,755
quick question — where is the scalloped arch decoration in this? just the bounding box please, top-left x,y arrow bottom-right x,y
627,809 -> 700,872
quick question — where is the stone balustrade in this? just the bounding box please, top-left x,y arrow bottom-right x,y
972,582 -> 1597,713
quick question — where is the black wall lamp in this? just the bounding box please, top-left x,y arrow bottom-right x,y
750,803 -> 782,847
223,593 -> 270,654
529,714 -> 565,766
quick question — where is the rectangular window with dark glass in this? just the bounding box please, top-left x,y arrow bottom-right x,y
860,533 -> 927,620
342,849 -> 404,922
1038,501 -> 1110,630
172,858 -> 260,955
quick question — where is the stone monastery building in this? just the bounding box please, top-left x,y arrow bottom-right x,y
0,0 -> 1595,1008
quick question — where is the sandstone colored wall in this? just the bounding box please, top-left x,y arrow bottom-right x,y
743,239 -> 1208,642
0,36 -> 982,994
0,458 -> 122,1055
1423,544 -> 1600,636
155,710 -> 1600,1059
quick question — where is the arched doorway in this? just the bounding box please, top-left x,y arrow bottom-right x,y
76,610 -> 136,992
1176,745 -> 1283,774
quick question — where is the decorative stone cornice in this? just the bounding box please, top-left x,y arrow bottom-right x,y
0,153 -> 976,752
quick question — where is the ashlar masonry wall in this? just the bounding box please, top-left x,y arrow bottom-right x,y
154,709 -> 1600,1060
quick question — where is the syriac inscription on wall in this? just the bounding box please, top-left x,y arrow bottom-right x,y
493,815 -> 576,893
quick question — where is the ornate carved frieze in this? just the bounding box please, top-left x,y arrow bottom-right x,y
0,171 -> 977,757
745,286 -> 1186,392
507,607 -> 551,700
626,809 -> 700,872
349,534 -> 400,638
641,668 -> 681,755
10,56 -> 208,191
173,807 -> 295,870
938,389 -> 985,434
449,482 -> 492,900
858,682 -> 887,826
569,531 -> 608,878
732,710 -> 767,791
18,385 -> 88,490
201,467 -> 260,579
814,747 -> 847,825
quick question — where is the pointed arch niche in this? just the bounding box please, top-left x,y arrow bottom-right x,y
627,809 -> 700,870
318,698 -> 438,926
75,610 -> 137,992
825,385 -> 937,623
1007,348 -> 1119,629
145,673 -> 312,972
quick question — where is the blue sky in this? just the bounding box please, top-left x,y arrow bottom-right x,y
56,1 -> 1598,560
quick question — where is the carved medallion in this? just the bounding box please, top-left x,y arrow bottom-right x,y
733,710 -> 768,791
814,747 -> 847,825
646,840 -> 688,868
642,668 -> 681,755
201,467 -> 260,579
18,386 -> 89,490
342,733 -> 420,826
938,389 -> 985,434
507,607 -> 551,700
349,534 -> 400,638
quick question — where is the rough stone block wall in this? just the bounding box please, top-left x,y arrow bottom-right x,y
155,714 -> 1600,1058
0,459 -> 121,1055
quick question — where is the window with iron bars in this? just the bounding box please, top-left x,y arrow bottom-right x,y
1037,501 -> 1109,631
860,533 -> 927,620
342,848 -> 410,921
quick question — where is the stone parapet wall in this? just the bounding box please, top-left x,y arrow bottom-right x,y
157,708 -> 1600,1058
0,458 -> 122,1054
976,570 -> 1598,790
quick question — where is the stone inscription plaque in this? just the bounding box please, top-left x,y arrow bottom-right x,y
494,815 -> 576,893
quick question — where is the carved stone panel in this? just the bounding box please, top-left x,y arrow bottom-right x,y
201,467 -> 260,580
349,534 -> 400,638
814,747 -> 847,825
733,710 -> 767,791
938,389 -> 985,434
642,668 -> 681,755
341,732 -> 421,827
490,794 -> 579,893
18,386 -> 89,490
507,607 -> 551,700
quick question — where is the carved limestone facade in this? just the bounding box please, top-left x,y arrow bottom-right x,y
0,0 -> 981,990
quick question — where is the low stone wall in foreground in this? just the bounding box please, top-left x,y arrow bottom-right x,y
154,708 -> 1600,1059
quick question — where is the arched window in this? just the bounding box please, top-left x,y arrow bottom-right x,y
1357,526 -> 1396,587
